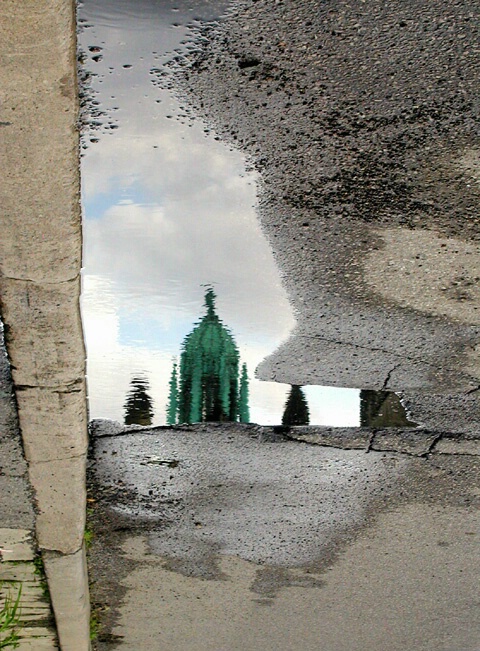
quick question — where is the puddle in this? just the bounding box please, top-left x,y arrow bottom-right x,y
78,0 -> 295,425
78,0 -> 412,428
3,3 -> 478,651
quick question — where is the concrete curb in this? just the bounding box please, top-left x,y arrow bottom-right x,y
1,1 -> 91,648
43,546 -> 91,651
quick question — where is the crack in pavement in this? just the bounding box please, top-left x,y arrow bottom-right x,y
365,429 -> 377,453
296,333 -> 474,379
284,429 -> 480,458
16,380 -> 84,392
382,364 -> 401,390
0,273 -> 80,285
30,451 -> 87,465
465,384 -> 480,395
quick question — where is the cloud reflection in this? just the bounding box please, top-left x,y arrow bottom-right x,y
79,0 -> 360,425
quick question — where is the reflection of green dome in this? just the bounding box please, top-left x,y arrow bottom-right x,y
178,289 -> 240,423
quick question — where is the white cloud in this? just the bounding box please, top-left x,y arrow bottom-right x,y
79,2 -> 359,427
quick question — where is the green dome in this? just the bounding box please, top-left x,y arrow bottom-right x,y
179,289 -> 240,423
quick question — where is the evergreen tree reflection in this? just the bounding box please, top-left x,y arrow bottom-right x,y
166,361 -> 179,426
167,288 -> 250,424
238,363 -> 250,423
124,375 -> 154,426
360,390 -> 414,427
282,385 -> 310,426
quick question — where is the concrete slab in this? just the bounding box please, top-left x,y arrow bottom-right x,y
0,277 -> 86,389
17,385 -> 88,464
17,639 -> 58,651
0,1 -> 90,647
28,456 -> 87,554
0,531 -> 58,650
43,546 -> 91,651
0,527 -> 34,559
1,0 -> 81,284
370,429 -> 439,456
432,437 -> 480,456
285,426 -> 371,450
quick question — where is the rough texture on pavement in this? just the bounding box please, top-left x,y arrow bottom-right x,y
0,324 -> 35,531
176,0 -> 480,393
87,421 -> 480,651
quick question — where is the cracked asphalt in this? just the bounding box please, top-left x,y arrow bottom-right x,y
176,0 -> 480,398
85,1 -> 480,648
88,422 -> 480,651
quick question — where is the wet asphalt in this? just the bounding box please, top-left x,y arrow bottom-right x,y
91,426 -> 406,572
88,421 -> 480,650
83,1 -> 480,648
176,0 -> 480,399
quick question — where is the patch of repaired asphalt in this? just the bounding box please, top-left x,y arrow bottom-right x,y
364,228 -> 480,326
88,424 -> 479,650
92,428 -> 406,573
101,504 -> 480,651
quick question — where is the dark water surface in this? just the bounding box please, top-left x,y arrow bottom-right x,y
78,0 -> 412,427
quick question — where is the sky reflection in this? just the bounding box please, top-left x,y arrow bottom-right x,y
78,0 -> 361,426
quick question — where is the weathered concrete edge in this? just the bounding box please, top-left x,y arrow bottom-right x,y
0,0 -> 91,649
282,428 -> 480,457
43,546 -> 91,651
89,419 -> 480,457
287,430 -> 480,457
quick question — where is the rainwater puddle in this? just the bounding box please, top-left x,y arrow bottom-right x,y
78,0 -> 411,428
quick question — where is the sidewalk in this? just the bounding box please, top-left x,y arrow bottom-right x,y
1,2 -> 91,649
0,529 -> 57,650
0,327 -> 58,649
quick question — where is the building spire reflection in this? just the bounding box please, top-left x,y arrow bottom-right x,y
167,288 -> 250,424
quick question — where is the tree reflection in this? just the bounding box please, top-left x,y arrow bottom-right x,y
124,375 -> 154,426
282,385 -> 310,426
167,288 -> 250,424
360,390 -> 414,427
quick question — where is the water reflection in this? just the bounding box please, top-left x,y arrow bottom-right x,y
79,0 -> 296,426
79,0 -> 413,430
124,375 -> 154,426
117,289 -> 413,428
360,390 -> 415,428
282,386 -> 310,426
166,288 -> 250,423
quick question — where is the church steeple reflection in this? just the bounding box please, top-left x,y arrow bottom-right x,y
167,288 -> 250,424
